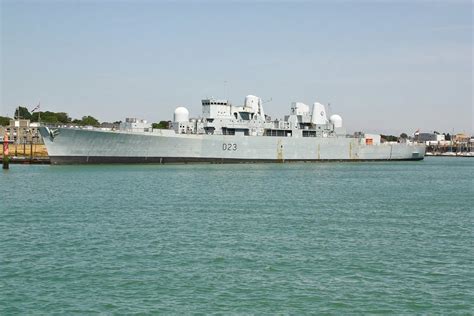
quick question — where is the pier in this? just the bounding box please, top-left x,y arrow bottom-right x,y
425,143 -> 473,157
0,142 -> 50,164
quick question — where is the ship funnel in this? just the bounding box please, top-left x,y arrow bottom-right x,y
311,102 -> 328,125
292,102 -> 310,115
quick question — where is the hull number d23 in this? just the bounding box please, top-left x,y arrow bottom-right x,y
222,143 -> 237,151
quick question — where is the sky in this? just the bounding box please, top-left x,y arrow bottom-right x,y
1,0 -> 472,135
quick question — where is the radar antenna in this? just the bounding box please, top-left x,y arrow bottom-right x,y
224,80 -> 228,100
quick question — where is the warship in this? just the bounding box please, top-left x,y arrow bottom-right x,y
39,95 -> 425,164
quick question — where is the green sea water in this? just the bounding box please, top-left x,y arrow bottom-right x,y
1,157 -> 473,314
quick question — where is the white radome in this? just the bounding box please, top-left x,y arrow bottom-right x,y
174,107 -> 189,122
330,114 -> 343,128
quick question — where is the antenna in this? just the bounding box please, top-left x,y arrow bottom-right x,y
224,80 -> 228,100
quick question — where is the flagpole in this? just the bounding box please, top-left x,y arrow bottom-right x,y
31,102 -> 41,124
16,106 -> 20,147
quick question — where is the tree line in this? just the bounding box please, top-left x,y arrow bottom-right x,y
380,133 -> 408,142
0,106 -> 100,126
0,106 -> 169,129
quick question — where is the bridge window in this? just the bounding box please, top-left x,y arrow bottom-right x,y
239,112 -> 250,120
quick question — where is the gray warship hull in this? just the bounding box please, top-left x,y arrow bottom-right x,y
39,127 -> 425,164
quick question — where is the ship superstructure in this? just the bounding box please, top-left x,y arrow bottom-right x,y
171,95 -> 346,138
39,95 -> 425,164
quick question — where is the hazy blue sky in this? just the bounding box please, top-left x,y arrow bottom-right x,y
1,0 -> 472,134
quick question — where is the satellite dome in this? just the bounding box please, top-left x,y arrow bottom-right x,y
174,107 -> 189,122
330,114 -> 343,128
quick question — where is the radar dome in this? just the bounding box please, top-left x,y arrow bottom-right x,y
174,107 -> 189,122
330,114 -> 343,128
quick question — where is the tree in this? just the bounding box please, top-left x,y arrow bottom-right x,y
55,112 -> 71,124
381,134 -> 398,142
35,111 -> 59,123
0,116 -> 11,126
80,116 -> 100,127
31,111 -> 71,123
152,121 -> 169,129
30,112 -> 40,122
400,133 -> 408,139
13,106 -> 32,120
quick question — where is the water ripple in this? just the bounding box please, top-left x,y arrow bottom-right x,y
1,158 -> 473,314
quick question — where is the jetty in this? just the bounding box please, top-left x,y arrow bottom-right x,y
1,142 -> 50,164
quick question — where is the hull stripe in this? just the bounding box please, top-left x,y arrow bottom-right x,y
49,156 -> 424,165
